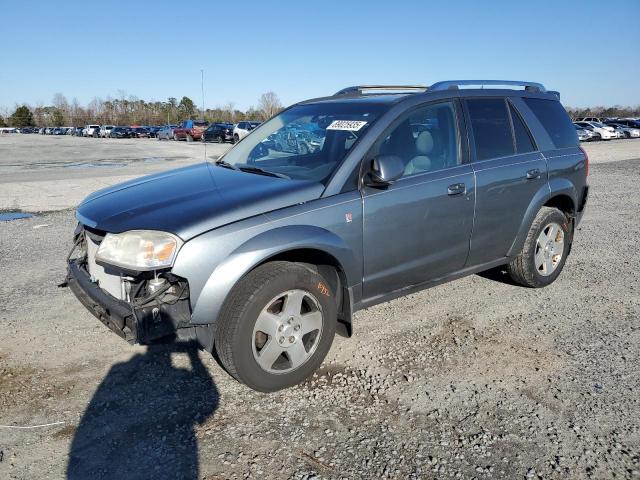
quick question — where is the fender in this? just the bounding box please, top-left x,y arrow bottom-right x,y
188,225 -> 359,326
507,183 -> 551,257
507,178 -> 578,257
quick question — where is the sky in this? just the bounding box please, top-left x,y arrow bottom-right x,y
1,0 -> 639,112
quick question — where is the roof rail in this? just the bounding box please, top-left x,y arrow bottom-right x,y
334,85 -> 428,96
430,80 -> 546,93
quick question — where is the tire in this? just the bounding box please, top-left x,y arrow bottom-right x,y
214,261 -> 337,392
507,207 -> 571,288
233,134 -> 239,144
186,134 -> 193,142
173,133 -> 178,141
217,135 -> 223,144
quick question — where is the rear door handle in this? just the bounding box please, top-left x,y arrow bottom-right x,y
447,183 -> 466,196
526,168 -> 541,180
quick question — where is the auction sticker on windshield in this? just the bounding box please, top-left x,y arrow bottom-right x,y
326,120 -> 368,131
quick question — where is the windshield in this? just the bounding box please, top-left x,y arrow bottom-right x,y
218,102 -> 384,183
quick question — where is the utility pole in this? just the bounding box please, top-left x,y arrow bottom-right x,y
201,69 -> 205,121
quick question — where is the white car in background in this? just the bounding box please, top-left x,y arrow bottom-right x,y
605,122 -> 640,139
100,125 -> 115,138
574,121 -> 616,140
83,124 -> 100,137
232,121 -> 261,143
575,116 -> 603,123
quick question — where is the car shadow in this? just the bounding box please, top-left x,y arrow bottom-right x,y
476,265 -> 522,287
67,342 -> 219,480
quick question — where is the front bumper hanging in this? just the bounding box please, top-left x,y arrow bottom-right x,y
66,260 -> 191,344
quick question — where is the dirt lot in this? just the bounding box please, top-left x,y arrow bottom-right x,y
0,136 -> 639,479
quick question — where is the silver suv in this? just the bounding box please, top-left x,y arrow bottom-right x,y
66,80 -> 588,392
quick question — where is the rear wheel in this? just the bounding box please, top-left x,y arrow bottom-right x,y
173,133 -> 178,141
233,134 -> 240,144
214,261 -> 337,392
186,134 -> 193,142
507,207 -> 571,288
217,135 -> 223,143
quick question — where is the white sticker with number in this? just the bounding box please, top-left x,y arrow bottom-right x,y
326,120 -> 368,131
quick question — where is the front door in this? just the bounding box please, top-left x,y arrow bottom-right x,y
361,100 -> 475,302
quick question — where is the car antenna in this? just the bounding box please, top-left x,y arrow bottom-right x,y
201,68 -> 207,162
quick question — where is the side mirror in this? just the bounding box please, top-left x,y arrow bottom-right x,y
366,155 -> 404,186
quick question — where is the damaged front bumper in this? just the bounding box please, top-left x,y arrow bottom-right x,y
66,259 -> 194,345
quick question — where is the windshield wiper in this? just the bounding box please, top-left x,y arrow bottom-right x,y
214,159 -> 239,170
238,166 -> 290,179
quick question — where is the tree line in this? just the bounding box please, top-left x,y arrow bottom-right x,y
1,93 -> 639,128
0,91 -> 283,128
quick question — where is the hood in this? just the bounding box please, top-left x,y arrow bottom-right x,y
76,162 -> 325,240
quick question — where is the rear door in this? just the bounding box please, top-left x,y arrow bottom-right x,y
464,97 -> 548,266
361,100 -> 475,301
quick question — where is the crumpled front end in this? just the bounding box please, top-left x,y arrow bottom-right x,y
66,224 -> 195,345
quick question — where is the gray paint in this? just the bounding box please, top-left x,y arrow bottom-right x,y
74,87 -> 588,333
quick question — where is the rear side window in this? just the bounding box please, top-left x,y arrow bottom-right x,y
466,99 -> 514,160
523,98 -> 578,148
508,103 -> 536,153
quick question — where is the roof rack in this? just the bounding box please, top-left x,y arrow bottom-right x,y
334,85 -> 428,96
429,80 -> 546,93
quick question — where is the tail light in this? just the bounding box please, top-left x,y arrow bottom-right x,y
579,145 -> 588,176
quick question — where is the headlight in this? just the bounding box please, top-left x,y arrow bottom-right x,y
96,230 -> 183,271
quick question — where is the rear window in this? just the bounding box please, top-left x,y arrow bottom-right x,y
466,98 -> 514,160
523,98 -> 577,148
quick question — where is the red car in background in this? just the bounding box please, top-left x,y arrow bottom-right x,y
172,120 -> 209,141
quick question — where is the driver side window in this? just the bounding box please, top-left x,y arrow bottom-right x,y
377,101 -> 461,177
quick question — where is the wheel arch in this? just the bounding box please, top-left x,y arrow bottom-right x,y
507,179 -> 579,257
189,225 -> 358,340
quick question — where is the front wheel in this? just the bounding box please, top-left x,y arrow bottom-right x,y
507,207 -> 571,288
214,262 -> 337,392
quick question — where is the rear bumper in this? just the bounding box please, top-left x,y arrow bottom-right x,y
66,260 -> 193,345
576,185 -> 589,225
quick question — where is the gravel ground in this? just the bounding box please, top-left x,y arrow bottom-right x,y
0,138 -> 639,479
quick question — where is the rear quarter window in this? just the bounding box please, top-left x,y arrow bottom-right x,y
523,98 -> 578,149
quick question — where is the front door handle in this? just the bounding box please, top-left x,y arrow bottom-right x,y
526,168 -> 541,180
447,183 -> 466,196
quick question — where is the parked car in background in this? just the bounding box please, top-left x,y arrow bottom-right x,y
130,127 -> 150,138
575,117 -> 602,123
611,125 -> 625,139
605,122 -> 640,138
109,126 -> 131,139
83,125 -> 100,137
574,124 -> 592,141
100,125 -> 115,138
156,124 -> 178,140
147,126 -> 161,138
173,119 -> 209,141
233,121 -> 261,143
203,123 -> 234,143
574,121 -> 615,140
613,119 -> 640,130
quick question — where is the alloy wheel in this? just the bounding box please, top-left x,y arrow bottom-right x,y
251,289 -> 323,374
